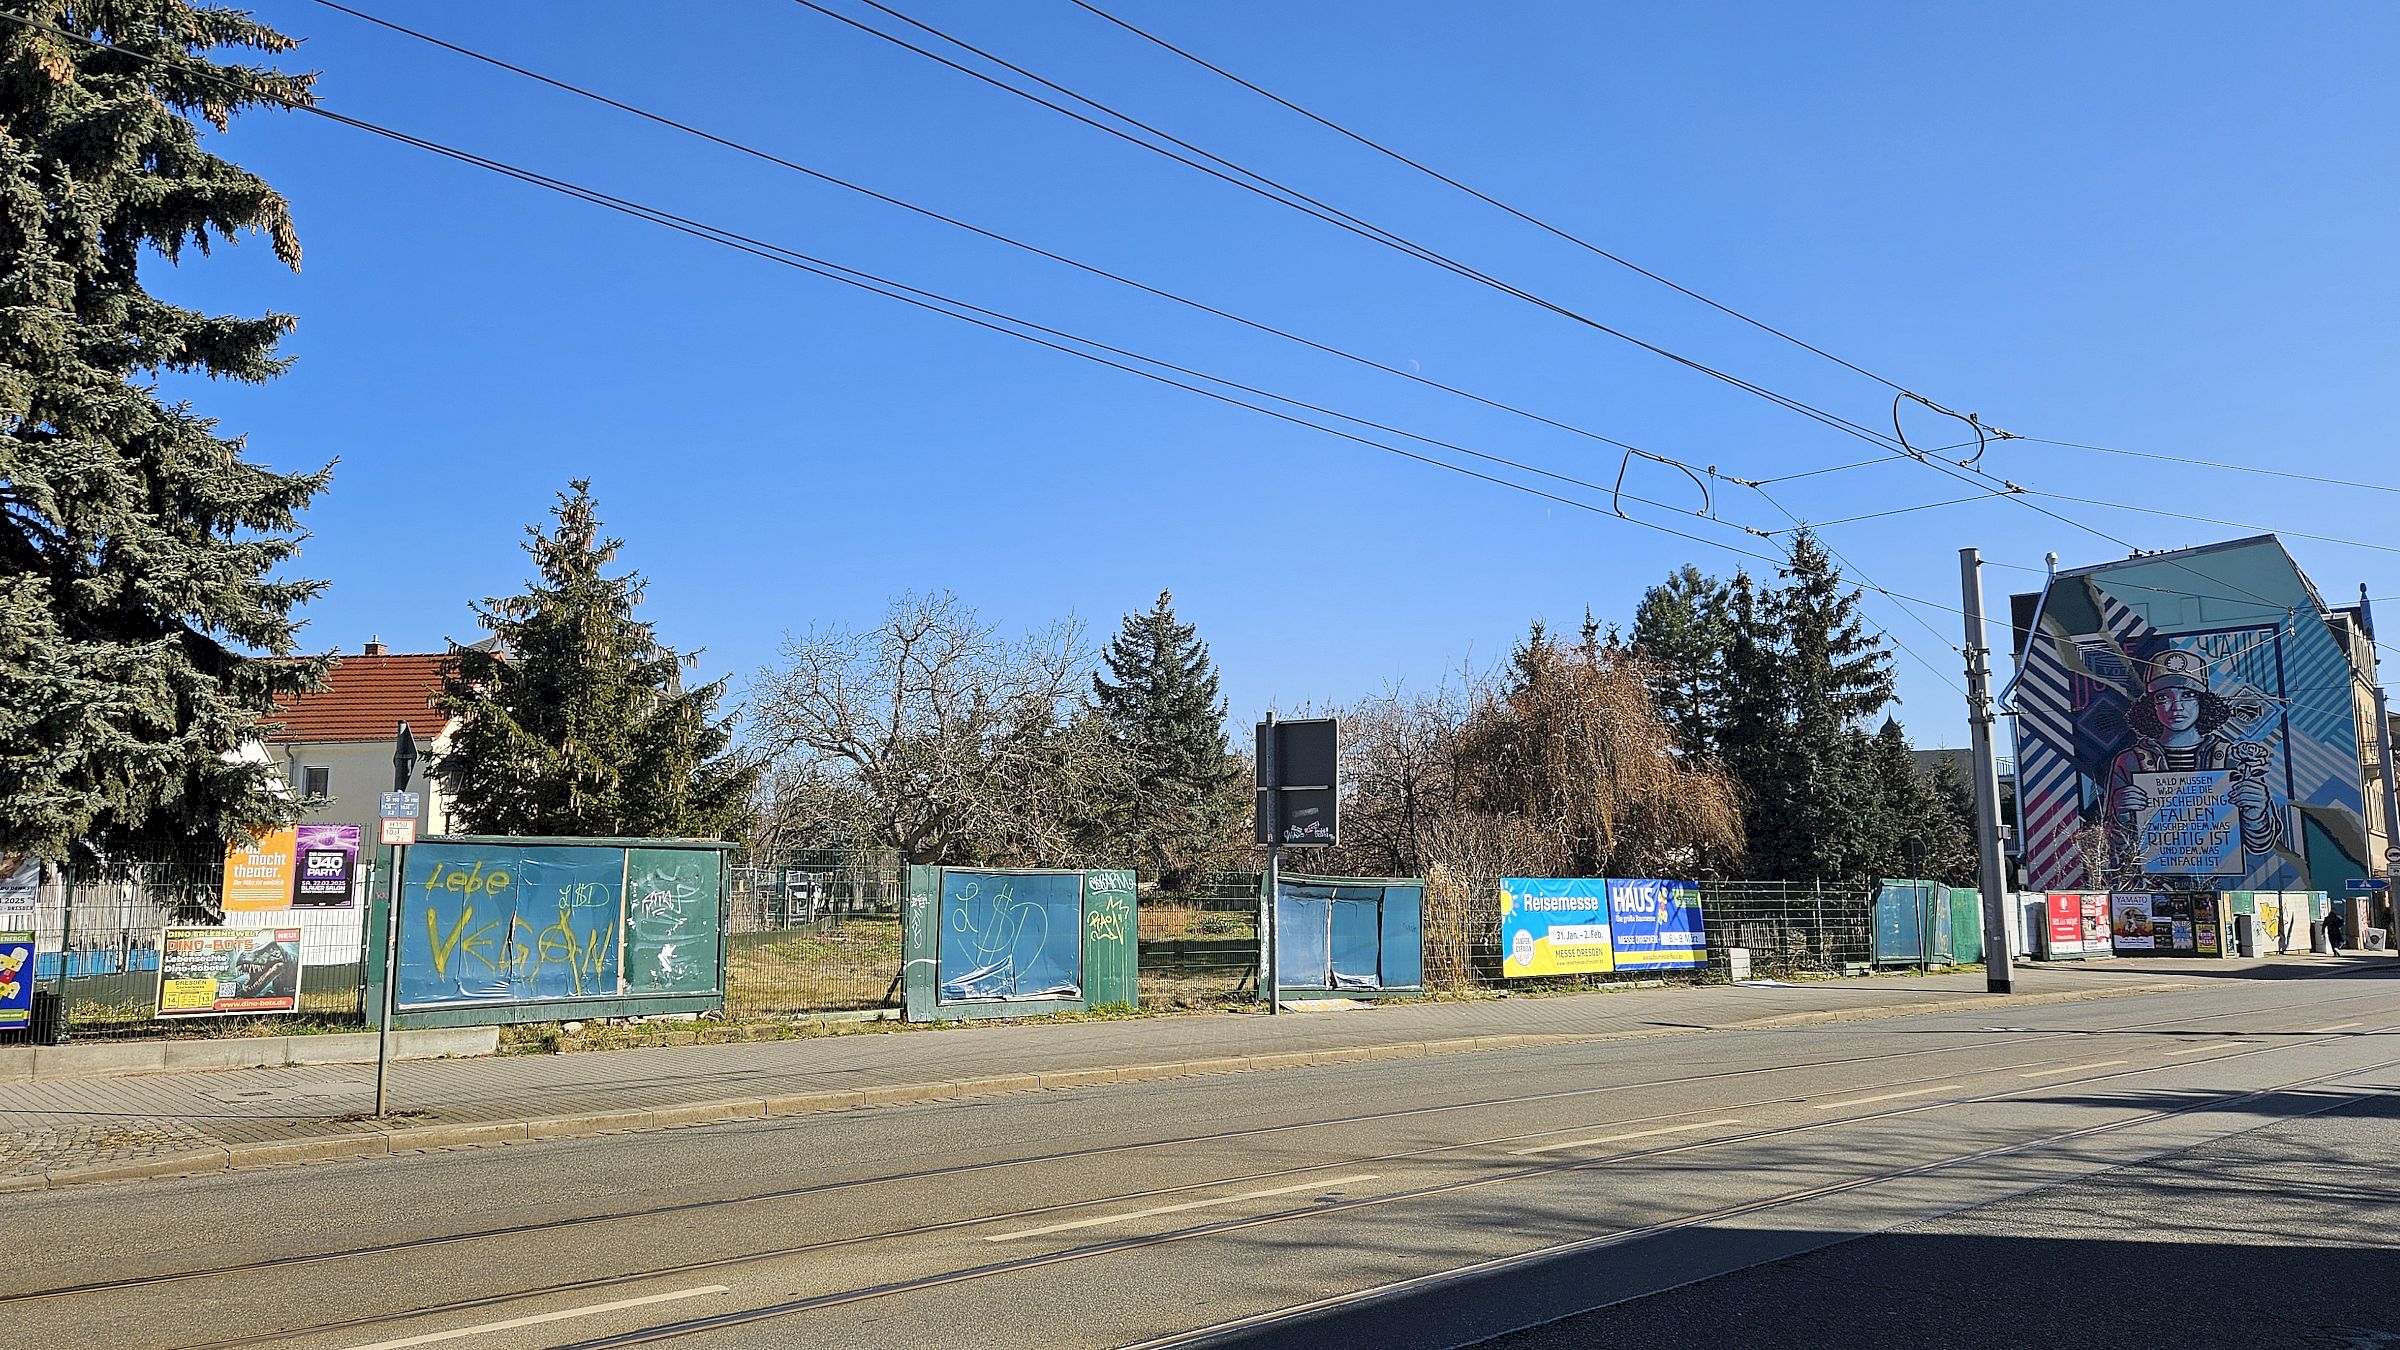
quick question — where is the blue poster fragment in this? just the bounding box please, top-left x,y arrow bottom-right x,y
397,844 -> 624,1008
1605,879 -> 1705,970
938,870 -> 1084,1002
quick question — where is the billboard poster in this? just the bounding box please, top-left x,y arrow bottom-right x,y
2111,894 -> 2159,951
2045,894 -> 2083,953
221,827 -> 299,912
1500,879 -> 1615,977
292,824 -> 361,908
1606,879 -> 1705,970
396,843 -> 624,1008
0,930 -> 32,1029
2129,771 -> 2243,876
0,853 -> 38,922
156,926 -> 303,1017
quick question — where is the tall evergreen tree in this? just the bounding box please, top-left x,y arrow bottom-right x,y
1629,564 -> 1729,758
435,482 -> 752,838
1,5 -> 328,858
1089,590 -> 1235,886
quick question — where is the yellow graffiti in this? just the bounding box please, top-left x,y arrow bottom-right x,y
425,903 -> 503,979
1087,893 -> 1131,944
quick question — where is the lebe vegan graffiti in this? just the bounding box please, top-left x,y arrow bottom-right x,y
397,845 -> 624,1008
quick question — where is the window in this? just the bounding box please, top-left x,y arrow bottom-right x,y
302,766 -> 330,800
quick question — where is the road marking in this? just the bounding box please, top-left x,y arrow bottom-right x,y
1814,1085 -> 1953,1109
2311,1022 -> 2364,1033
986,1174 -> 1379,1242
341,1285 -> 730,1350
2162,1045 -> 2223,1055
1509,1118 -> 1743,1156
2019,1060 -> 2128,1078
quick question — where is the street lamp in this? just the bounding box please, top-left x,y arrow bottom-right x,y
393,721 -> 417,793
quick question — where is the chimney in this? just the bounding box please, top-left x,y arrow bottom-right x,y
363,636 -> 387,657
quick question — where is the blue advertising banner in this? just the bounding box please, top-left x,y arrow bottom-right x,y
1500,879 -> 1615,977
938,870 -> 1084,1002
0,929 -> 32,1029
397,844 -> 625,1008
1605,879 -> 1706,970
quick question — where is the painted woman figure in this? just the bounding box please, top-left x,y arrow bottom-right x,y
2106,648 -> 2279,865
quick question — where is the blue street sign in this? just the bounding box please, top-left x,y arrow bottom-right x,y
379,791 -> 421,820
2344,878 -> 2388,892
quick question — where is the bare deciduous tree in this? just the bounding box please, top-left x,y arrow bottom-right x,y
748,592 -> 1123,865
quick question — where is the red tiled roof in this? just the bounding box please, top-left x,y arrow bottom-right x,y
262,653 -> 453,744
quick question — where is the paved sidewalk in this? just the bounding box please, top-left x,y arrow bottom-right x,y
0,958 -> 2356,1189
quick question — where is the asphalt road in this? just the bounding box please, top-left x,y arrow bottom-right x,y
6,964 -> 2394,1350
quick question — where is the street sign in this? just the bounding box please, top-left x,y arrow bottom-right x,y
1255,718 -> 1338,847
2345,878 -> 2388,891
379,791 -> 421,820
2385,845 -> 2400,865
379,817 -> 418,846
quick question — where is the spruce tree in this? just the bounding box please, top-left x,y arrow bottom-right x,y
435,482 -> 753,838
1629,564 -> 1729,758
1753,532 -> 1897,884
0,5 -> 327,858
1089,590 -> 1235,886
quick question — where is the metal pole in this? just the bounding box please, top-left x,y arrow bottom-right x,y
373,842 -> 402,1116
2375,685 -> 2400,931
1960,548 -> 2016,993
1262,712 -> 1280,1015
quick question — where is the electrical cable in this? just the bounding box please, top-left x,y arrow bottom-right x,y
1062,0 -> 1916,396
295,0 -> 1742,483
2015,437 -> 2400,498
0,12 -> 1809,572
790,0 -> 1912,456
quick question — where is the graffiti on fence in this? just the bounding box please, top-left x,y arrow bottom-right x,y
938,871 -> 1082,1002
625,849 -> 722,994
1085,870 -> 1134,945
398,845 -> 623,1007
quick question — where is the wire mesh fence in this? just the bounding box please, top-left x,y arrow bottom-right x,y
2,837 -> 1921,1045
3,847 -> 369,1044
721,849 -> 906,1017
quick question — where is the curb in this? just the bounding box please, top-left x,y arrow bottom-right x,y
8,977 -> 2199,1191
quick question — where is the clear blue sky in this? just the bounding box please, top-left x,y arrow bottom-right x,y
153,1 -> 2400,748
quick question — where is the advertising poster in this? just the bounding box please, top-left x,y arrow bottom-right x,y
156,926 -> 303,1017
0,930 -> 32,1030
2045,894 -> 2083,953
1606,879 -> 1705,970
0,853 -> 38,922
292,824 -> 361,908
221,827 -> 299,912
1500,879 -> 1615,977
2130,771 -> 2243,876
2111,894 -> 2158,951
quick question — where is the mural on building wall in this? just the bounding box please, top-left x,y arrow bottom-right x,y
2014,543 -> 2371,893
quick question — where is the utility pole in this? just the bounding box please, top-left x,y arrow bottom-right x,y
2375,685 -> 2400,932
1960,548 -> 2015,994
1260,713 -> 1280,1015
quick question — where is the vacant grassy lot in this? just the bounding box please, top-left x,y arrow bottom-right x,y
725,917 -> 904,1016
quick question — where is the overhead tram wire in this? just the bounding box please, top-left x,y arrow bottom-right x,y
790,0 -> 2388,633
278,1 -> 1996,689
2015,437 -> 2400,498
788,0 -> 1916,457
7,15 -> 2019,698
298,0 -> 1745,483
806,0 -> 2320,628
1750,486 -> 1971,693
1063,0 -> 1914,397
0,13 -> 1823,578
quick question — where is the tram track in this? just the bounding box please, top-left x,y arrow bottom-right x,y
158,1012 -> 2400,1349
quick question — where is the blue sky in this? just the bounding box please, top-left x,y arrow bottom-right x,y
152,1 -> 2399,748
